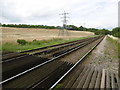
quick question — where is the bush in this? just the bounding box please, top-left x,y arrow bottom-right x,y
17,39 -> 28,45
112,27 -> 120,38
33,39 -> 37,42
113,32 -> 120,38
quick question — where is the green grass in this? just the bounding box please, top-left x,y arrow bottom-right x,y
53,84 -> 63,89
107,36 -> 120,58
1,35 -> 98,52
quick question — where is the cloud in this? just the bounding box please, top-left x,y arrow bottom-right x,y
0,0 -> 119,29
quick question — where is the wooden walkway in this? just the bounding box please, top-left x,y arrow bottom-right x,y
62,65 -> 120,89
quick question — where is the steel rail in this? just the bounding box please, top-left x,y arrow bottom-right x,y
1,36 -> 99,63
1,54 -> 27,63
1,41 -> 84,63
20,37 -> 95,53
2,36 -> 99,57
49,36 -> 104,89
0,37 -> 102,85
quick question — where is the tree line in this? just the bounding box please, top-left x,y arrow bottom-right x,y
66,25 -> 119,38
2,24 -> 58,29
1,24 -> 120,38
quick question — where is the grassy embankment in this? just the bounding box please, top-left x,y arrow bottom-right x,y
1,35 -> 98,52
107,36 -> 120,58
107,36 -> 120,77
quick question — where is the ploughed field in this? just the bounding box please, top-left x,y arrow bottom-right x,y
1,27 -> 94,43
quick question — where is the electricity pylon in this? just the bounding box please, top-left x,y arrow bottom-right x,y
58,11 -> 69,36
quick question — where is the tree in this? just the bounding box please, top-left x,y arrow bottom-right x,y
112,27 -> 120,38
94,29 -> 110,35
67,25 -> 79,30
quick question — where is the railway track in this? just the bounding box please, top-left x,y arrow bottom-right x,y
2,36 -> 102,62
2,36 -> 102,81
1,36 -> 106,89
50,36 -> 120,89
2,37 -> 101,63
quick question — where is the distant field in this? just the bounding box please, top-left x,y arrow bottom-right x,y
1,27 -> 94,43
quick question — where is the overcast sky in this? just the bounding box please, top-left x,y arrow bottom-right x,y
1,0 -> 119,30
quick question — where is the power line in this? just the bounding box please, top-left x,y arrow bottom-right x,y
59,11 -> 70,36
60,11 -> 69,29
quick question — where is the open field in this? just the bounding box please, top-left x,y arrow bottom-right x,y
1,27 -> 95,52
1,27 -> 94,43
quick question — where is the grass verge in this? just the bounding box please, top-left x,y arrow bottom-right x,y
107,36 -> 120,58
1,35 -> 98,52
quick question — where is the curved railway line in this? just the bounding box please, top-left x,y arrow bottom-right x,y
1,35 -> 119,89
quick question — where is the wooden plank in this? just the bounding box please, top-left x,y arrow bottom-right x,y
64,65 -> 84,88
100,69 -> 105,89
82,67 -> 94,88
76,67 -> 91,88
94,68 -> 102,89
71,66 -> 89,88
115,73 -> 120,90
106,70 -> 110,88
89,68 -> 98,88
111,72 -> 115,89
62,64 -> 82,87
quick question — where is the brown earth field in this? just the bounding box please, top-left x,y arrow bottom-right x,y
1,27 -> 94,43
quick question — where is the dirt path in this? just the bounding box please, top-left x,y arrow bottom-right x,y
83,36 -> 119,73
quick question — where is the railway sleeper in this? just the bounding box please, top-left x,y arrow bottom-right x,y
76,66 -> 91,88
31,38 -> 95,56
29,62 -> 73,89
64,65 -> 85,88
2,53 -> 27,61
70,65 -> 89,88
3,61 -> 65,88
32,37 -> 99,58
2,57 -> 49,80
61,64 -> 84,88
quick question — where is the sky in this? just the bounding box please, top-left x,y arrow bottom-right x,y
0,0 -> 119,30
